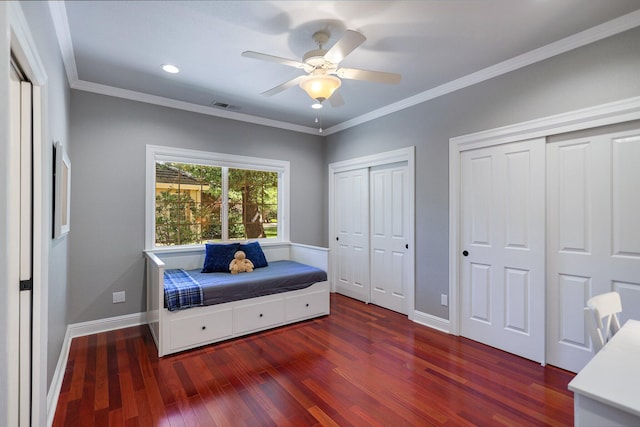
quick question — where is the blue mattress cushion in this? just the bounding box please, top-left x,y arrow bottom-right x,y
240,241 -> 268,268
202,242 -> 240,273
186,260 -> 328,306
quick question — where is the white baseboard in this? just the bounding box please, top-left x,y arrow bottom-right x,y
46,327 -> 71,427
66,311 -> 147,339
412,310 -> 451,334
47,312 -> 147,427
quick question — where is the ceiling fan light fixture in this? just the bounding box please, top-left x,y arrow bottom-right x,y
311,102 -> 323,110
300,74 -> 341,103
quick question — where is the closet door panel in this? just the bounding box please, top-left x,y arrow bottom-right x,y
557,142 -> 591,253
370,163 -> 410,314
334,169 -> 370,302
612,137 -> 640,257
547,130 -> 640,372
460,138 -> 545,363
504,151 -> 530,249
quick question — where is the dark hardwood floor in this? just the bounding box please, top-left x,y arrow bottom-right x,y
53,294 -> 575,426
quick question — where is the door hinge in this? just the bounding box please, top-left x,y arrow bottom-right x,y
20,278 -> 32,291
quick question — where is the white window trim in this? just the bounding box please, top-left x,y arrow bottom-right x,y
145,144 -> 290,250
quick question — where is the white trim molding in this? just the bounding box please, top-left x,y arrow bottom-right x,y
448,96 -> 640,337
413,310 -> 450,334
66,312 -> 147,339
324,10 -> 640,135
451,96 -> 640,151
47,0 -> 77,84
46,328 -> 71,427
71,79 -> 321,136
328,147 -> 415,173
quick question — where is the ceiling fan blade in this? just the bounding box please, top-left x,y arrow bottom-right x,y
328,91 -> 344,108
241,51 -> 306,69
323,30 -> 366,64
337,67 -> 401,84
261,75 -> 307,97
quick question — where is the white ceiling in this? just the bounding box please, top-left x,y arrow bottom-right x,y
51,1 -> 640,135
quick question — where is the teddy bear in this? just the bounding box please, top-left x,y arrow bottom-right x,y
229,250 -> 254,274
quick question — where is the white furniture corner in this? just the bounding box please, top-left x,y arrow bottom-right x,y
145,242 -> 330,357
569,319 -> 640,426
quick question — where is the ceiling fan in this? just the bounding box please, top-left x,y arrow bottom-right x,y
242,29 -> 401,107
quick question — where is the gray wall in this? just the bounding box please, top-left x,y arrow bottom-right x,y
325,27 -> 640,319
68,92 -> 325,324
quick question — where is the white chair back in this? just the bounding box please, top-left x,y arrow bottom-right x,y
584,291 -> 622,353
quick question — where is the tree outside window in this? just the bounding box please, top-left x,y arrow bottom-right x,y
155,162 -> 278,246
228,168 -> 278,240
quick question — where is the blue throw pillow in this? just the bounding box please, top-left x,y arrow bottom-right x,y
202,243 -> 240,273
240,241 -> 268,268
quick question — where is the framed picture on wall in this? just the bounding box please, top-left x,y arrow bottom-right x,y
53,141 -> 70,238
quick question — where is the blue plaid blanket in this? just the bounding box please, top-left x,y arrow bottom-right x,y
164,269 -> 203,311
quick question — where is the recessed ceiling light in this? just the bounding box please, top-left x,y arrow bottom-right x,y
311,102 -> 323,109
162,64 -> 180,74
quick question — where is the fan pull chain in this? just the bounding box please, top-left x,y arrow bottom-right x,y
314,115 -> 323,133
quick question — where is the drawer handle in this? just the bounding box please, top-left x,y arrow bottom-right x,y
305,303 -> 309,307
259,313 -> 263,318
201,326 -> 206,330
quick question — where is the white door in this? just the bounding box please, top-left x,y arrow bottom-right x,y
370,163 -> 411,314
9,61 -> 33,426
547,130 -> 640,372
334,168 -> 370,302
459,138 -> 545,363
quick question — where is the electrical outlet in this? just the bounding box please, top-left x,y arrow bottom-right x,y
113,291 -> 126,304
440,294 -> 448,307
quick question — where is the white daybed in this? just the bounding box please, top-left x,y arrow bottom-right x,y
145,242 -> 330,357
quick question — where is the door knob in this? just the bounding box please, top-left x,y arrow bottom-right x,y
462,250 -> 469,257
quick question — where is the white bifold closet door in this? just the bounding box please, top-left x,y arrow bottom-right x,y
9,61 -> 33,427
370,163 -> 410,314
334,162 -> 411,314
546,130 -> 640,373
459,138 -> 545,363
334,168 -> 371,302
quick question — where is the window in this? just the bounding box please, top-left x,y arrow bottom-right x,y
146,145 -> 289,249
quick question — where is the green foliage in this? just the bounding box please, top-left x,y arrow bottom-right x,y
155,162 -> 278,245
155,190 -> 197,246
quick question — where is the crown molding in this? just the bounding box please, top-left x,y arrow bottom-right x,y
323,9 -> 640,135
47,2 -> 640,136
48,0 -> 77,84
71,79 -> 320,135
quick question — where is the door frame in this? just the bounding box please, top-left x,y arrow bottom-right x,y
328,147 -> 415,319
6,3 -> 48,426
449,96 -> 640,336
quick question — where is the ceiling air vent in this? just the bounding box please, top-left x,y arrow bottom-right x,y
210,100 -> 240,111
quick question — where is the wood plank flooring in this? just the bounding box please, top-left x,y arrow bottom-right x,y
53,294 -> 575,426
